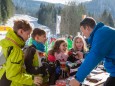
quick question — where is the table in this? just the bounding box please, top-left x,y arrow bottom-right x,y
51,65 -> 109,86
82,72 -> 109,86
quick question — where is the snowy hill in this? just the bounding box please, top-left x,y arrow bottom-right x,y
6,14 -> 38,28
0,14 -> 51,40
6,14 -> 50,32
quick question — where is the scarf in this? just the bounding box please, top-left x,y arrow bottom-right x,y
32,40 -> 45,52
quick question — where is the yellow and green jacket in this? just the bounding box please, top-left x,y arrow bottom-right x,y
0,30 -> 33,86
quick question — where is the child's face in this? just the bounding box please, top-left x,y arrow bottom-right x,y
59,42 -> 67,53
19,29 -> 31,42
75,38 -> 83,51
36,34 -> 47,44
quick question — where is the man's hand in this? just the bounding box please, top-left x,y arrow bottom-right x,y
69,78 -> 80,86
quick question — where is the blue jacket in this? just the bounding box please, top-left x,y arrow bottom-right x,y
75,22 -> 115,83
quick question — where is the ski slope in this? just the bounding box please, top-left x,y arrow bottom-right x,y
0,14 -> 51,40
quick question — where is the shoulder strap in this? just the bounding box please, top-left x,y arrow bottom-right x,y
0,46 -> 13,66
7,46 -> 13,57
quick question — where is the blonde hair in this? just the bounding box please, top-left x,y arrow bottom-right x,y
73,35 -> 88,52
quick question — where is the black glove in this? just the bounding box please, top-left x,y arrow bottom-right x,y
40,63 -> 49,77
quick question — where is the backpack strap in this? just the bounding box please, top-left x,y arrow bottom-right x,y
7,46 -> 13,57
0,46 -> 13,66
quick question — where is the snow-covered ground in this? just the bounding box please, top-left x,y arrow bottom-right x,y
0,31 -> 7,40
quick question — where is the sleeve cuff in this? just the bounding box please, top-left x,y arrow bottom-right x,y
74,75 -> 82,85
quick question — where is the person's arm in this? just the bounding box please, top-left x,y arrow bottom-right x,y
25,47 -> 49,77
24,47 -> 42,75
5,47 -> 34,85
71,29 -> 114,85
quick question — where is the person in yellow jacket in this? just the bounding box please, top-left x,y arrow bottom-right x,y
0,19 -> 43,86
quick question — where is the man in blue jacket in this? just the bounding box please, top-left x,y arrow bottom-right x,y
70,17 -> 115,86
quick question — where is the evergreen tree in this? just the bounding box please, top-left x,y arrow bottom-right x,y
57,6 -> 62,15
1,0 -> 14,24
7,0 -> 14,17
100,9 -> 108,24
60,2 -> 86,36
108,13 -> 114,27
1,0 -> 8,24
38,3 -> 59,33
100,9 -> 114,27
0,0 -> 2,24
88,12 -> 94,17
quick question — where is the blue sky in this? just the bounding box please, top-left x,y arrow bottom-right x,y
33,0 -> 92,4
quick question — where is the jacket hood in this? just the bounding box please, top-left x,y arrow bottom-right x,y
88,22 -> 104,45
0,30 -> 25,48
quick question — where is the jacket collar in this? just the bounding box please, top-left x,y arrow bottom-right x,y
88,22 -> 104,46
5,30 -> 25,48
32,40 -> 45,52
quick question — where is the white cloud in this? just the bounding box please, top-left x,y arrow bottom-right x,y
33,0 -> 92,4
